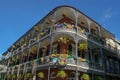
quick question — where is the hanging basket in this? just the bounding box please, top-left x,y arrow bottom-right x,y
78,43 -> 88,50
80,73 -> 90,80
45,18 -> 51,24
26,73 -> 33,78
37,72 -> 44,78
12,57 -> 16,62
34,26 -> 39,32
59,37 -> 69,44
19,73 -> 23,79
7,75 -> 11,79
12,74 -> 16,79
62,11 -> 67,17
57,70 -> 67,79
30,46 -> 37,54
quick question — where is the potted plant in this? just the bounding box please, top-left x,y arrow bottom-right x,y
37,72 -> 44,79
57,70 -> 67,80
80,73 -> 90,80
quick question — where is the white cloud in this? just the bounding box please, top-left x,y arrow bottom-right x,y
99,8 -> 117,28
104,8 -> 112,19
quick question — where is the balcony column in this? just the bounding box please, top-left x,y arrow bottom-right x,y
31,42 -> 40,80
92,73 -> 94,80
24,41 -> 31,80
48,36 -> 54,80
51,12 -> 56,32
99,26 -> 101,37
75,36 -> 79,80
75,11 -> 79,33
100,47 -> 104,71
86,18 -> 91,34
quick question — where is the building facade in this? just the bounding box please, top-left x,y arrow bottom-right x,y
0,6 -> 120,80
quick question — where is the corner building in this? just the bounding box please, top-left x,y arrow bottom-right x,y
1,6 -> 120,80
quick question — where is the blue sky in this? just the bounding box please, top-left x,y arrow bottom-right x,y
0,0 -> 120,58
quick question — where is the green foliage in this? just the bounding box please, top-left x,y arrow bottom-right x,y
12,74 -> 16,79
80,73 -> 90,80
57,70 -> 67,78
78,43 -> 88,50
19,74 -> 23,79
37,72 -> 44,78
26,73 -> 32,78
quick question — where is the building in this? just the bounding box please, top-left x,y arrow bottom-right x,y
0,5 -> 120,80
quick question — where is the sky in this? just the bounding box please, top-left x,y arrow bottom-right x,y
0,0 -> 120,58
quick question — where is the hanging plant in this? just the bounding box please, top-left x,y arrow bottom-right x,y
24,52 -> 28,57
78,43 -> 88,50
57,70 -> 67,79
62,11 -> 67,17
45,18 -> 51,24
26,73 -> 33,78
20,38 -> 25,44
12,45 -> 16,49
7,75 -> 10,79
34,26 -> 39,32
95,76 -> 103,80
80,73 -> 90,80
12,57 -> 16,62
37,72 -> 44,78
12,74 -> 16,79
58,37 -> 69,44
19,73 -> 23,79
30,46 -> 37,54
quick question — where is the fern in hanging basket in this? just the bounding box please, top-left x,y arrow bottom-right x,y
7,75 -> 11,79
12,74 -> 16,79
37,72 -> 44,78
57,70 -> 67,79
45,18 -> 51,24
30,46 -> 37,54
26,73 -> 33,78
78,43 -> 88,50
80,73 -> 90,80
12,57 -> 16,62
34,26 -> 39,32
19,73 -> 23,79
